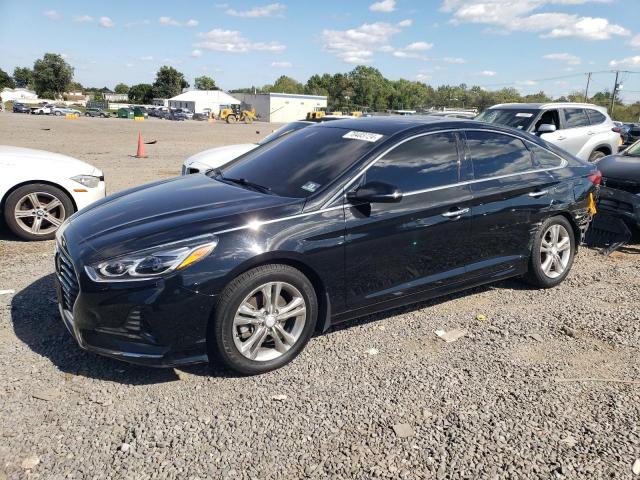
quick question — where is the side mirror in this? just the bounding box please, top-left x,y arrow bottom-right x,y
537,123 -> 557,134
347,181 -> 403,204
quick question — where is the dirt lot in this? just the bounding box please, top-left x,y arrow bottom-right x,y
0,112 -> 639,479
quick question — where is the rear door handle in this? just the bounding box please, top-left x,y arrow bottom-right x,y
442,208 -> 470,218
587,131 -> 595,136
528,190 -> 549,198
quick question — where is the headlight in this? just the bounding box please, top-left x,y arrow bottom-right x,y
71,175 -> 101,188
85,235 -> 218,282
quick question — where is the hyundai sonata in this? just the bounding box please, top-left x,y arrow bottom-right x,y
55,117 -> 599,375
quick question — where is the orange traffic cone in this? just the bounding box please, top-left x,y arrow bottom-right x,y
135,132 -> 147,158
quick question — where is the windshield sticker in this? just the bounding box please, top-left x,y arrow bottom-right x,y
515,113 -> 533,118
343,131 -> 384,142
302,181 -> 320,193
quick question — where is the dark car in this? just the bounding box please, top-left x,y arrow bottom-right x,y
55,118 -> 598,375
12,103 -> 31,114
165,109 -> 187,121
84,108 -> 110,118
596,140 -> 640,230
622,123 -> 640,146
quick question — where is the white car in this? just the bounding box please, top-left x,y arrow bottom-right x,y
0,146 -> 106,240
31,104 -> 54,115
52,106 -> 81,116
476,102 -> 620,162
181,121 -> 314,174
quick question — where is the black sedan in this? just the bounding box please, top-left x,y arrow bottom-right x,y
55,118 -> 599,375
12,102 -> 31,113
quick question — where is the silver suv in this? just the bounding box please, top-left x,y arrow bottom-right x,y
476,103 -> 620,162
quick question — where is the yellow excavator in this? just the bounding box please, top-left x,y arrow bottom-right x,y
218,104 -> 256,124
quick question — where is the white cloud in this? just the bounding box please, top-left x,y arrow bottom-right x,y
195,29 -> 286,53
60,53 -> 71,60
140,55 -> 154,61
271,61 -> 292,68
226,3 -> 286,18
159,16 -> 181,26
125,19 -> 151,28
191,49 -> 203,58
516,80 -> 538,86
43,10 -> 61,21
630,34 -> 640,49
397,19 -> 413,27
99,16 -> 115,28
443,56 -> 466,64
441,0 -> 629,40
406,42 -> 433,51
125,63 -> 134,68
322,21 -> 413,64
609,55 -> 640,67
543,52 -> 581,65
479,70 -> 496,76
370,0 -> 396,12
73,15 -> 93,23
186,19 -> 199,27
416,72 -> 432,81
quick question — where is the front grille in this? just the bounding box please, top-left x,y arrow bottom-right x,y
56,249 -> 79,311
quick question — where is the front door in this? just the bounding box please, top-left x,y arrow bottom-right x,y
343,131 -> 475,310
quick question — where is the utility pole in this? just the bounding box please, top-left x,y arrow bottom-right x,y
610,70 -> 620,117
584,72 -> 591,102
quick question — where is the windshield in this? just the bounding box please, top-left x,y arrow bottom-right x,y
626,140 -> 640,156
212,125 -> 384,198
476,109 -> 538,130
258,121 -> 310,145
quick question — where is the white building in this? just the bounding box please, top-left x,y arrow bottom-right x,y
1,87 -> 38,103
234,92 -> 328,123
168,90 -> 240,115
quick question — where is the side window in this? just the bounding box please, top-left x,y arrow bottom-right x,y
534,109 -> 560,131
586,109 -> 606,125
528,143 -> 562,168
365,132 -> 460,191
563,108 -> 590,128
465,131 -> 533,180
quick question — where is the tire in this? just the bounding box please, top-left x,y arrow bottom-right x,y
588,150 -> 606,162
3,183 -> 74,241
226,114 -> 237,124
209,264 -> 318,375
54,111 -> 61,116
524,216 -> 575,288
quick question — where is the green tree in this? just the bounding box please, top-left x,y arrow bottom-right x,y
152,66 -> 189,99
128,83 -> 154,104
13,67 -> 33,89
114,83 -> 129,94
68,81 -> 83,91
194,76 -> 217,90
348,66 -> 390,111
268,75 -> 305,94
0,68 -> 16,90
32,53 -> 74,98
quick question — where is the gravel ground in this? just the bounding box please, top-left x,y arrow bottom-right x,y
1,112 -> 639,479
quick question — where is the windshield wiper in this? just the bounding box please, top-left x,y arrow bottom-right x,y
213,170 -> 272,194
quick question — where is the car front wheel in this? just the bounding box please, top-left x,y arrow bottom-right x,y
588,150 -> 606,162
209,264 -> 317,375
3,184 -> 74,241
524,216 -> 575,288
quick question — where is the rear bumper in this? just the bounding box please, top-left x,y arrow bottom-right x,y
597,186 -> 640,228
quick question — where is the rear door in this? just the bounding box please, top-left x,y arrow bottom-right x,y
343,131 -> 475,309
463,130 -> 556,277
559,108 -> 591,156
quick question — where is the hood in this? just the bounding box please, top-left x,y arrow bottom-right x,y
184,143 -> 258,169
0,145 -> 100,176
597,153 -> 640,183
62,173 -> 302,262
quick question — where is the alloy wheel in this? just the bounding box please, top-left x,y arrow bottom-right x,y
13,192 -> 66,236
540,224 -> 571,279
232,281 -> 307,362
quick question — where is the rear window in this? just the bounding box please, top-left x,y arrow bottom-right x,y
465,130 -> 533,180
586,109 -> 606,125
475,109 -> 538,130
563,109 -> 590,128
217,126 -> 383,198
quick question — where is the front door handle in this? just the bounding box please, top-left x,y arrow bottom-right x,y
442,208 -> 470,218
556,136 -> 567,141
528,190 -> 549,198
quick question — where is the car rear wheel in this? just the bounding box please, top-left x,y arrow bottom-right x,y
226,114 -> 237,124
524,216 -> 575,288
588,150 -> 606,162
209,264 -> 317,375
3,184 -> 74,241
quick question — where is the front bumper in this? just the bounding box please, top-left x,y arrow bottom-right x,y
597,186 -> 640,228
181,161 -> 210,175
71,181 -> 107,211
54,248 -> 217,367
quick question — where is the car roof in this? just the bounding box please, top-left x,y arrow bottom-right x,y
490,102 -> 608,113
312,115 -> 481,136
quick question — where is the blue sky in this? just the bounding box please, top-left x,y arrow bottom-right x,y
1,0 -> 640,101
